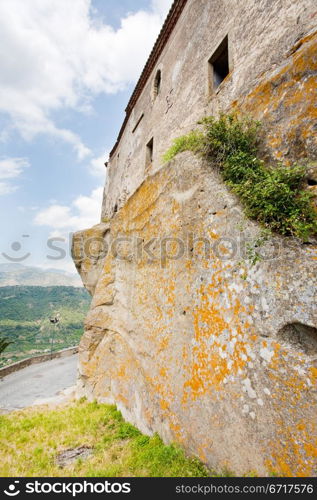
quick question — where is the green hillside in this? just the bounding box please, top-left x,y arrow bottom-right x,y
0,286 -> 91,367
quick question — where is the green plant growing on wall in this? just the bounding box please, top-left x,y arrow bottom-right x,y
246,229 -> 271,266
162,130 -> 205,163
163,114 -> 317,241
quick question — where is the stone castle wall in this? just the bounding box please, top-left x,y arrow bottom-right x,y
102,0 -> 317,219
72,0 -> 317,476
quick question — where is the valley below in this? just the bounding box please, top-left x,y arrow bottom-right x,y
0,285 -> 90,368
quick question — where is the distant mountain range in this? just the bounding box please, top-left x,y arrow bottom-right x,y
0,264 -> 82,287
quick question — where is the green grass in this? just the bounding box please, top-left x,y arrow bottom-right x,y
0,400 -> 211,477
163,114 -> 317,241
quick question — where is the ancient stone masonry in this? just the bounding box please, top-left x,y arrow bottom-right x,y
72,0 -> 317,476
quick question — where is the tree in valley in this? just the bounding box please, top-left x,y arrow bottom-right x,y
0,336 -> 13,355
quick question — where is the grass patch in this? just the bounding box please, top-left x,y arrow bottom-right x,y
0,400 -> 211,477
163,114 -> 317,241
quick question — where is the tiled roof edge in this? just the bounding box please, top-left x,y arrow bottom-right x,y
109,0 -> 188,158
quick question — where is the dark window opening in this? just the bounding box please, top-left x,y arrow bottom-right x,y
209,36 -> 229,90
132,113 -> 144,134
154,70 -> 161,97
146,138 -> 154,167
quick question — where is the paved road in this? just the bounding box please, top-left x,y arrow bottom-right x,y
0,354 -> 78,412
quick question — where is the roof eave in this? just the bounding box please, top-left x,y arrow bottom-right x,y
109,0 -> 188,158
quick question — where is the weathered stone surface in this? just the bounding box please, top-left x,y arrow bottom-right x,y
74,152 -> 317,476
72,0 -> 317,477
72,223 -> 110,295
236,31 -> 317,163
101,0 -> 317,221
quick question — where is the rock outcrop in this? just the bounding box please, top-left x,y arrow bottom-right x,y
73,150 -> 317,476
72,1 -> 317,476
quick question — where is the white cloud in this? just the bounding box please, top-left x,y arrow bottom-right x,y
34,186 -> 103,232
0,182 -> 17,195
89,153 -> 108,178
0,157 -> 29,195
151,0 -> 173,19
0,157 -> 29,179
0,0 -> 173,158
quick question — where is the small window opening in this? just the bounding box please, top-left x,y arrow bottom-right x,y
146,138 -> 154,168
154,70 -> 161,97
209,36 -> 229,91
132,113 -> 144,134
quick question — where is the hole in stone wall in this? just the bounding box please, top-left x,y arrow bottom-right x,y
113,204 -> 118,214
307,178 -> 317,186
277,322 -> 317,356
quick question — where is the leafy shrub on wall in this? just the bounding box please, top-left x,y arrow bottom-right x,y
163,114 -> 317,241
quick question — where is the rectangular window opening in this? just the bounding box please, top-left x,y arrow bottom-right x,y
132,113 -> 144,134
209,35 -> 229,91
146,138 -> 154,168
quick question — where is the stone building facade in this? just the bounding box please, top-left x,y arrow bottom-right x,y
72,0 -> 317,476
102,0 -> 317,219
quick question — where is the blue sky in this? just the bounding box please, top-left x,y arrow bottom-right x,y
0,0 -> 172,273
